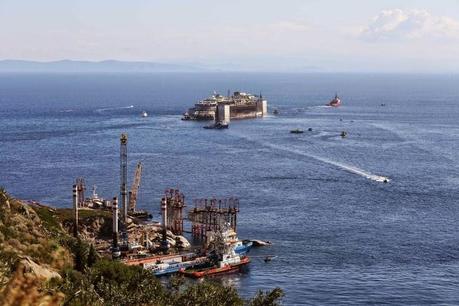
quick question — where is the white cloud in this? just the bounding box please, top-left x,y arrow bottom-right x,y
360,9 -> 459,41
270,21 -> 310,32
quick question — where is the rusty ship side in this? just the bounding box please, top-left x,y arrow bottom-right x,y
183,91 -> 268,121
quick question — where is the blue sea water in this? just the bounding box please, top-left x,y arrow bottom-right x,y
1,73 -> 459,305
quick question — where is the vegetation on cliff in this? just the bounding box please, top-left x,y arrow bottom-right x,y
0,188 -> 284,306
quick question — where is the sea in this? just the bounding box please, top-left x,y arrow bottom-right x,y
1,73 -> 459,305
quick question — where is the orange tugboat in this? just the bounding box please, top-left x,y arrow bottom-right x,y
180,224 -> 251,278
327,93 -> 341,107
181,256 -> 250,278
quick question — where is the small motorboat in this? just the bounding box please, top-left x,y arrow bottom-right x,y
340,131 -> 347,138
181,112 -> 191,120
141,111 -> 148,118
264,255 -> 277,263
273,109 -> 279,115
308,128 -> 313,132
290,129 -> 304,134
204,122 -> 229,129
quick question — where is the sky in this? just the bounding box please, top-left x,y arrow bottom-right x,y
1,0 -> 459,72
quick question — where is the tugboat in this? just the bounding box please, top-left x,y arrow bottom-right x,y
234,241 -> 253,255
182,256 -> 250,278
327,93 -> 341,107
221,227 -> 252,256
290,128 -> 304,134
180,225 -> 250,278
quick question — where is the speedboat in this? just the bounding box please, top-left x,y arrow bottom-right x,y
203,122 -> 229,129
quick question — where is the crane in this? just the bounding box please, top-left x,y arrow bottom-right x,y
128,162 -> 142,213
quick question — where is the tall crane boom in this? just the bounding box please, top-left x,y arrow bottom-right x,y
128,162 -> 142,212
120,134 -> 128,223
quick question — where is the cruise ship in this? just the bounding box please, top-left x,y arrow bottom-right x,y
182,91 -> 268,121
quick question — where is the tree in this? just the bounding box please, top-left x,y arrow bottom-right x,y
73,238 -> 89,272
87,244 -> 98,268
86,259 -> 166,305
0,187 -> 11,213
171,281 -> 244,306
248,288 -> 285,306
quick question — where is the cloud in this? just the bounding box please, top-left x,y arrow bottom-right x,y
270,21 -> 310,32
360,9 -> 459,41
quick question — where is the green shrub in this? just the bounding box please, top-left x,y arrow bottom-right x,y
248,288 -> 285,306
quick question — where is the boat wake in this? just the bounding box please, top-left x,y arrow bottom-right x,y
311,105 -> 330,109
95,105 -> 134,113
311,155 -> 390,183
231,132 -> 390,183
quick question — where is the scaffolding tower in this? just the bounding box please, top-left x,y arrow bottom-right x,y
161,189 -> 186,235
75,177 -> 85,207
188,197 -> 239,240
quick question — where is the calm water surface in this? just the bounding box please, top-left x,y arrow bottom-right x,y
1,73 -> 459,305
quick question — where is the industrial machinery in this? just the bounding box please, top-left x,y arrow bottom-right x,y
128,162 -> 143,213
120,133 -> 128,224
119,133 -> 130,250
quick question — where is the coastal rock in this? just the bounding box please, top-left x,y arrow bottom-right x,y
20,257 -> 61,281
175,235 -> 191,249
166,238 -> 176,247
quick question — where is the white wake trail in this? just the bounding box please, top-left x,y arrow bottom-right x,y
232,132 -> 390,183
95,105 -> 134,113
312,155 -> 390,183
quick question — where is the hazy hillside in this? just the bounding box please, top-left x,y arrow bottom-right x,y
0,60 -> 207,73
0,188 -> 283,306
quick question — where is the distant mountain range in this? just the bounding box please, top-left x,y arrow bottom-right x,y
0,60 -> 208,73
